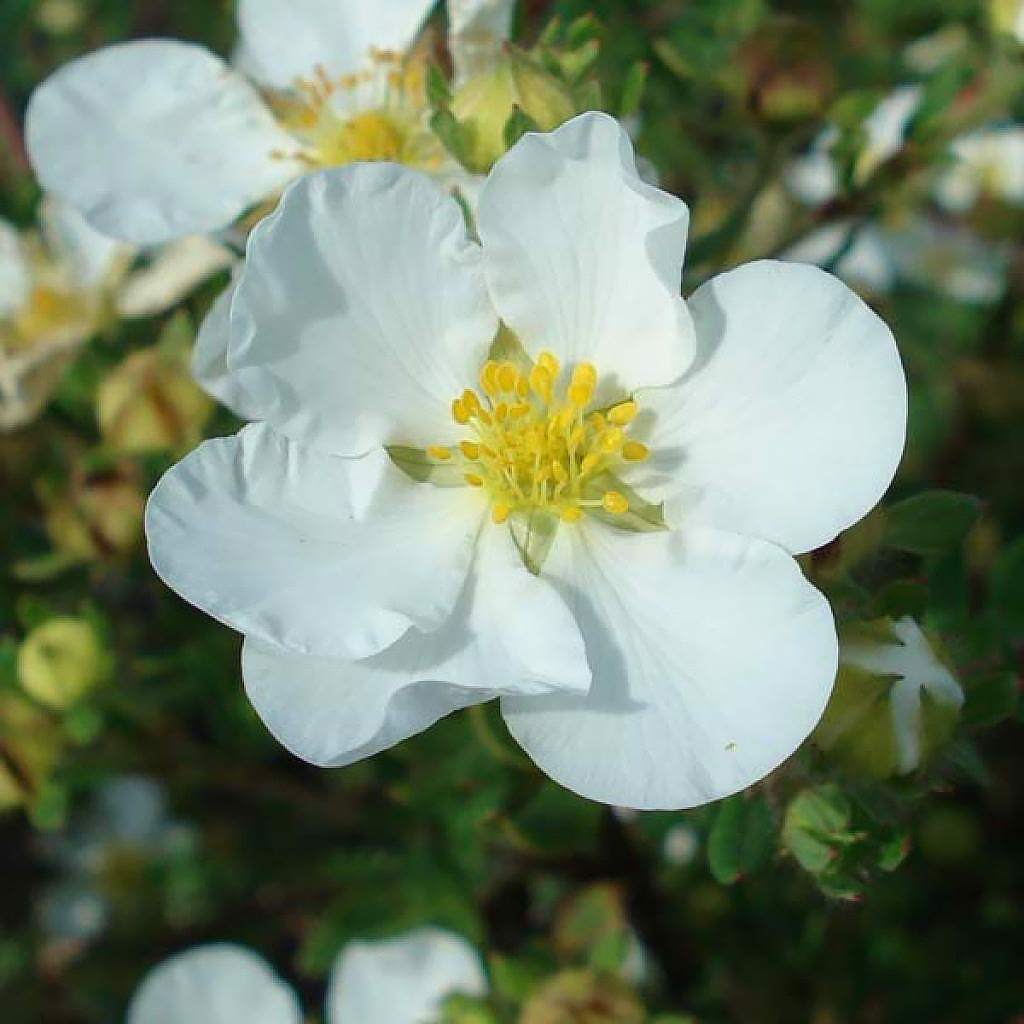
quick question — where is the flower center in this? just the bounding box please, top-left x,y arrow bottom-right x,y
427,352 -> 650,526
7,286 -> 95,350
271,53 -> 445,171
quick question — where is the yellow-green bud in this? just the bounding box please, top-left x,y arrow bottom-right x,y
18,617 -> 109,711
989,0 -> 1024,42
97,347 -> 211,455
451,55 -> 575,172
0,694 -> 62,811
519,970 -> 644,1024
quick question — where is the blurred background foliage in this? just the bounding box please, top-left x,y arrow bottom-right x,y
1,0 -> 1023,1021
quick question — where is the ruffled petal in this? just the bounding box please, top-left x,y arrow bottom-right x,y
502,524 -> 837,810
145,423 -> 481,658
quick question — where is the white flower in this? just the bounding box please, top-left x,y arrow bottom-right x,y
127,930 -> 487,1024
145,113 -> 907,810
934,126 -> 1024,211
26,1 -> 512,246
781,220 -> 895,294
840,617 -> 963,774
0,197 -> 228,429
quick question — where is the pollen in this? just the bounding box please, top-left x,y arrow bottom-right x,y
434,350 -> 652,525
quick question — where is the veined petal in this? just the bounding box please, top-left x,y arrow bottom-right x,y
639,261 -> 907,555
228,165 -> 498,456
242,526 -> 590,768
477,112 -> 695,396
502,524 -> 838,811
327,928 -> 487,1024
26,40 -> 299,245
145,423 -> 481,658
0,220 -> 30,317
127,944 -> 301,1024
237,0 -> 437,89
40,195 -> 130,291
116,235 -> 233,318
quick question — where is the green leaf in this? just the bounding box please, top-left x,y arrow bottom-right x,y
991,537 -> 1024,640
426,61 -> 451,110
619,61 -> 649,119
503,104 -> 540,150
962,672 -> 1019,728
782,785 -> 854,875
386,446 -> 467,487
868,580 -> 929,620
509,509 -> 559,575
707,794 -> 774,884
883,491 -> 981,558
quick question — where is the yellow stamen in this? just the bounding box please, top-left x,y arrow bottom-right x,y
621,441 -> 649,462
602,491 -> 629,515
426,447 -> 452,461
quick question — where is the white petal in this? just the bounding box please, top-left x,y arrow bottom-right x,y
117,235 -> 233,317
502,524 -> 838,810
842,617 -> 963,774
784,146 -> 839,206
127,944 -> 301,1024
935,127 -> 1024,211
192,277 -> 264,420
26,40 -> 299,245
477,112 -> 695,395
0,219 -> 30,317
228,165 -> 497,455
242,526 -> 590,767
448,0 -> 515,85
237,0 -> 437,89
639,260 -> 906,555
145,423 -> 481,658
859,86 -> 921,179
327,928 -> 486,1024
40,194 -> 130,290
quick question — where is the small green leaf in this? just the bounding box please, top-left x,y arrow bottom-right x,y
619,61 -> 649,119
782,785 -> 853,875
962,672 -> 1019,728
991,537 -> 1024,640
707,794 -> 774,884
883,491 -> 981,558
510,510 -> 559,575
426,62 -> 451,110
503,104 -> 539,150
387,446 -> 466,487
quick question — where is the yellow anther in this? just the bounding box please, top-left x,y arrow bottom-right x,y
515,376 -> 530,399
537,351 -> 560,377
479,360 -> 500,395
462,389 -> 481,413
621,441 -> 650,462
510,402 -> 531,419
559,506 -> 583,523
571,363 -> 597,389
568,383 -> 593,408
459,441 -> 480,460
602,491 -> 629,515
608,401 -> 637,426
452,398 -> 470,425
477,409 -> 493,426
597,428 -> 623,454
529,364 -> 552,400
551,461 -> 568,485
464,473 -> 484,487
580,453 -> 600,475
589,412 -> 607,434
427,446 -> 452,461
494,402 -> 509,422
568,425 -> 586,448
492,504 -> 511,525
497,362 -> 518,392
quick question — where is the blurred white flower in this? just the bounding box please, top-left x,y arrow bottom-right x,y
0,197 -> 228,429
934,126 -> 1024,211
781,220 -> 895,294
127,929 -> 487,1024
146,113 -> 906,810
662,824 -> 700,867
26,0 -> 512,246
840,617 -> 964,775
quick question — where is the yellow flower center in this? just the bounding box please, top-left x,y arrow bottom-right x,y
272,53 -> 445,171
6,285 -> 96,350
427,351 -> 650,526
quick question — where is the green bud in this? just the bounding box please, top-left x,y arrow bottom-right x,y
18,617 -> 110,711
0,694 -> 63,811
520,971 -> 644,1024
451,54 -> 575,172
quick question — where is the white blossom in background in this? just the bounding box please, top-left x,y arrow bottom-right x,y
934,126 -> 1024,211
145,113 -> 907,811
781,220 -> 895,295
841,617 -> 964,775
126,929 -> 487,1024
449,0 -> 516,87
0,197 -> 228,430
26,0 -> 512,246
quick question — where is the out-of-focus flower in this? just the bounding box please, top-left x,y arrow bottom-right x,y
0,197 -> 228,430
17,616 -> 110,711
43,461 -> 146,562
98,343 -> 212,455
39,775 -> 192,942
127,929 -> 487,1024
0,693 -> 62,812
989,0 -> 1024,43
520,970 -> 644,1024
27,1 -> 513,245
663,823 -> 700,866
934,126 -> 1024,211
782,220 -> 895,295
448,0 -> 516,87
147,114 -> 907,810
814,618 -> 963,777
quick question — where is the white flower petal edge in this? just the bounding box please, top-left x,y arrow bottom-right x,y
228,165 -> 498,456
26,40 -> 299,245
502,524 -> 838,811
39,195 -> 129,291
0,219 -> 30,316
327,927 -> 487,1024
144,423 -> 483,659
236,0 -> 437,90
127,944 -> 302,1024
477,112 -> 696,397
842,617 -> 963,774
242,526 -> 591,768
639,260 -> 907,555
